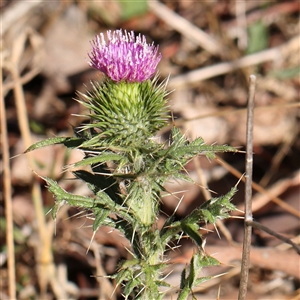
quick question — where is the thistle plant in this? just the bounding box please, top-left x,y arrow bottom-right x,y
26,29 -> 237,299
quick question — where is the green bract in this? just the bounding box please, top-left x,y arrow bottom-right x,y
76,76 -> 169,147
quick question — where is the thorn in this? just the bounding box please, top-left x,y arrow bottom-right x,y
135,283 -> 146,298
161,269 -> 173,281
111,283 -> 119,299
235,208 -> 245,214
161,189 -> 189,197
174,195 -> 184,215
236,174 -> 244,187
217,284 -> 221,300
130,226 -> 136,245
199,226 -> 214,233
123,246 -> 135,257
64,210 -> 88,220
214,223 -> 221,239
166,243 -> 181,252
230,215 -> 245,219
177,231 -> 184,244
10,153 -> 23,159
86,231 -> 96,254
213,271 -> 229,279
45,207 -> 52,216
201,238 -> 207,250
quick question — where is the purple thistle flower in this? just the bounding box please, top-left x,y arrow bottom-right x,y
88,29 -> 162,82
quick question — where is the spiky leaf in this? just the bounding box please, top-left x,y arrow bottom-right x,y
24,137 -> 84,153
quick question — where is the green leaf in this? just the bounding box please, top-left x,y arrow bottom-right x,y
180,267 -> 187,290
177,286 -> 190,300
73,170 -> 121,205
194,276 -> 213,286
24,137 -> 84,153
92,208 -> 111,232
118,0 -> 148,20
42,177 -> 96,212
246,20 -> 269,54
177,252 -> 219,300
198,255 -> 220,268
29,120 -> 46,134
160,214 -> 176,238
72,152 -> 127,168
113,268 -> 132,286
269,65 -> 300,80
0,217 -> 26,244
170,126 -> 188,147
167,127 -> 237,164
181,222 -> 202,248
123,277 -> 140,298
119,258 -> 140,270
188,254 -> 197,287
199,185 -> 237,223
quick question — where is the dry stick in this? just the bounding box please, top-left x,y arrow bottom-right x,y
238,75 -> 256,300
14,83 -> 59,296
247,220 -> 300,255
259,129 -> 298,187
1,57 -> 16,300
148,0 -> 223,55
235,0 -> 248,50
3,66 -> 41,96
13,77 -> 60,296
7,29 -> 53,294
168,35 -> 299,89
1,0 -> 44,33
9,63 -> 49,294
169,47 -> 278,89
91,244 -> 116,300
8,67 -> 47,243
3,29 -> 60,297
160,102 -> 300,136
277,235 -> 300,252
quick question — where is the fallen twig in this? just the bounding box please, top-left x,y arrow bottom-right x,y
0,45 -> 16,300
148,0 -> 223,55
168,35 -> 299,89
247,220 -> 300,255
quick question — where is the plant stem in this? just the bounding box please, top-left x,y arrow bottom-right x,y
1,59 -> 16,300
247,220 -> 300,254
238,74 -> 256,300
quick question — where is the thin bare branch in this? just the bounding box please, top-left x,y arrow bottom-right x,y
1,45 -> 16,300
235,0 -> 248,50
247,220 -> 300,255
1,0 -> 44,34
168,35 -> 299,89
148,0 -> 223,55
238,74 -> 256,300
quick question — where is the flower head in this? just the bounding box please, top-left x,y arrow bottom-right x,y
88,29 -> 161,82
